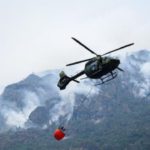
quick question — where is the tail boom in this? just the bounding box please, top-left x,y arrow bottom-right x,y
57,71 -> 84,90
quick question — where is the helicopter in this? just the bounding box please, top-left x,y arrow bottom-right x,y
57,37 -> 134,90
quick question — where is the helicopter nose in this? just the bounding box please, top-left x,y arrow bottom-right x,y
116,59 -> 120,65
113,59 -> 120,66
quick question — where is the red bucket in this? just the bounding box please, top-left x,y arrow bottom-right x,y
53,128 -> 65,141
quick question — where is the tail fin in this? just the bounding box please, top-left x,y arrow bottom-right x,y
57,71 -> 79,90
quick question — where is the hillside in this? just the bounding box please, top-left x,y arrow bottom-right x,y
0,50 -> 150,150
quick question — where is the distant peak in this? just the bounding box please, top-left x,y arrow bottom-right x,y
27,74 -> 40,79
20,73 -> 41,84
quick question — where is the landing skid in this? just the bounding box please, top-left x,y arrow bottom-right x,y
95,72 -> 117,85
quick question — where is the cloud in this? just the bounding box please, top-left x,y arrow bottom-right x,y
0,0 -> 150,88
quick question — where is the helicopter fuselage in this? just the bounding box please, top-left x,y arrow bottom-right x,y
57,57 -> 120,90
84,57 -> 120,79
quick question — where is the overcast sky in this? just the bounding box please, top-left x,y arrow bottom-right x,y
0,0 -> 150,90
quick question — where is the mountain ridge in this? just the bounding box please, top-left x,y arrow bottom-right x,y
0,50 -> 150,150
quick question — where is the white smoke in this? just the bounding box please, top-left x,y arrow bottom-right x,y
49,90 -> 75,125
140,62 -> 150,77
0,91 -> 40,128
44,66 -> 99,125
0,66 -> 103,131
49,79 -> 99,127
120,50 -> 150,98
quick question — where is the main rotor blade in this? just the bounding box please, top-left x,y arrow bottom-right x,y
102,43 -> 134,56
72,37 -> 98,56
66,58 -> 93,66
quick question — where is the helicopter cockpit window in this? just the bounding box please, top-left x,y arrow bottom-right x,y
91,61 -> 97,71
103,57 -> 109,63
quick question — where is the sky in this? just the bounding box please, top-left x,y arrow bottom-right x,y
0,0 -> 150,90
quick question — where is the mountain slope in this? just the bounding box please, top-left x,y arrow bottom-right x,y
0,50 -> 150,150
